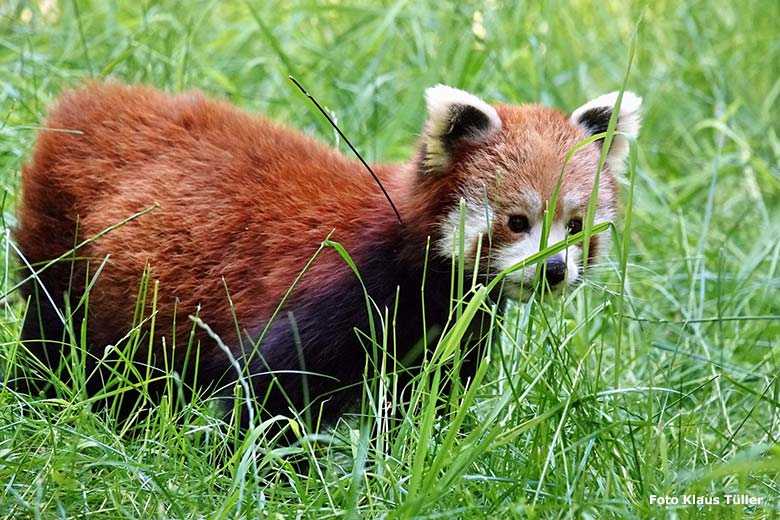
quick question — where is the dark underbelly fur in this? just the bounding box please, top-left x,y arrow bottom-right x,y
15,239 -> 493,432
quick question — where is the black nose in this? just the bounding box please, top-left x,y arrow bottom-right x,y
543,257 -> 567,287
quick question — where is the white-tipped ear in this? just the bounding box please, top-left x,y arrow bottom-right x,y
422,85 -> 502,173
570,91 -> 642,172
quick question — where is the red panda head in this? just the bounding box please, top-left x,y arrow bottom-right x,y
408,85 -> 642,299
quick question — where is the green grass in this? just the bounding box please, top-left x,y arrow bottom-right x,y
2,0 -> 780,518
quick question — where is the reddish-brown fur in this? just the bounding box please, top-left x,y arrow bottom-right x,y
19,84 -> 405,359
16,82 -> 615,424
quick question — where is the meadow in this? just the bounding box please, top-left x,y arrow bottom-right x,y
1,0 -> 779,518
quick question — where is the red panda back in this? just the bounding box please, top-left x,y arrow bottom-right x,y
17,83 -> 403,353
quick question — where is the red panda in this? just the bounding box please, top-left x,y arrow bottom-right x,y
15,82 -> 641,425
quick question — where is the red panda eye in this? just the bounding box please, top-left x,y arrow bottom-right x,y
507,215 -> 530,233
567,218 -> 583,235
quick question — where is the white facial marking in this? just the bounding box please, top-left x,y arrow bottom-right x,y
435,191 -> 608,299
494,227 -> 538,290
494,222 -> 583,296
514,192 -> 543,218
436,198 -> 495,265
562,192 -> 587,215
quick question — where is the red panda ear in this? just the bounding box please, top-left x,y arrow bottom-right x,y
570,91 -> 642,173
421,85 -> 502,174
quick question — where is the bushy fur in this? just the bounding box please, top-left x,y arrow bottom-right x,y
15,82 -> 640,424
